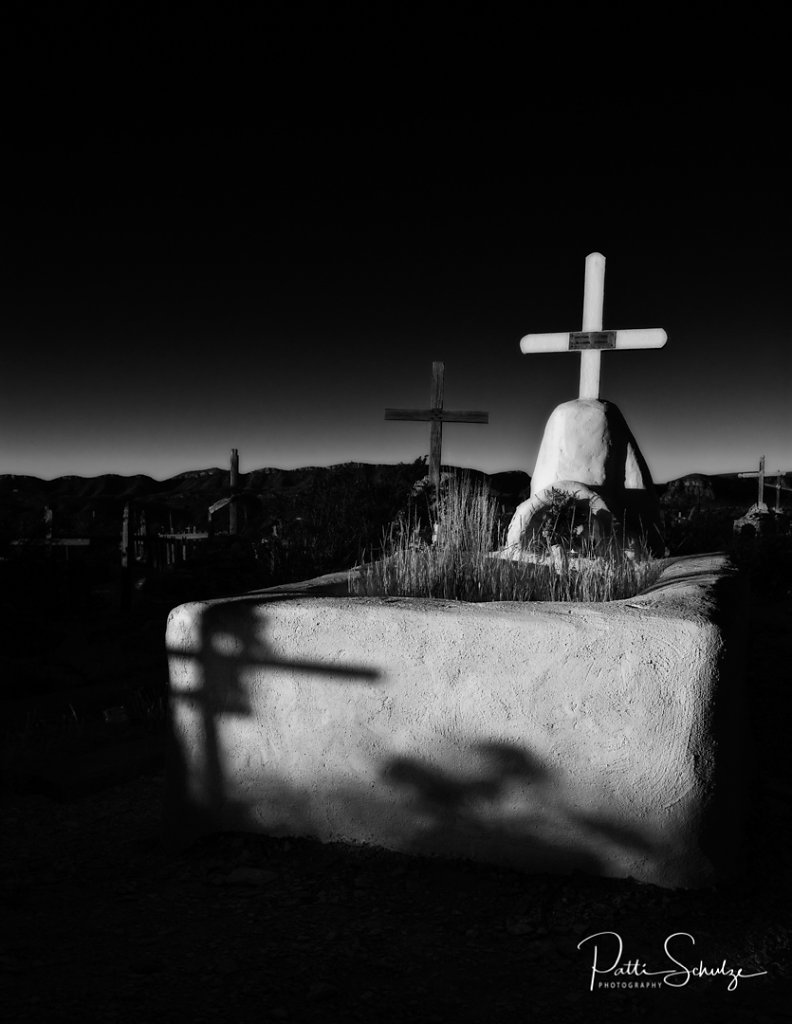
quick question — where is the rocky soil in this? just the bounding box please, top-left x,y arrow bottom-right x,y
2,595 -> 790,1024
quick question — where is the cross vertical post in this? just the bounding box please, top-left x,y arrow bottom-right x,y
519,253 -> 667,396
429,362 -> 444,496
579,252 -> 606,399
758,455 -> 765,507
385,362 -> 489,499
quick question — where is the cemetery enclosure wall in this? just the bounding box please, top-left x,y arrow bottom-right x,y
164,555 -> 746,888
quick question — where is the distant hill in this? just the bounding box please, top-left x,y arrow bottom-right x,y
4,462 -> 786,542
656,472 -> 783,510
0,463 -> 533,540
4,462 -> 789,579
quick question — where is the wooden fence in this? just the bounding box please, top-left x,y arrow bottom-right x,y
132,531 -> 210,570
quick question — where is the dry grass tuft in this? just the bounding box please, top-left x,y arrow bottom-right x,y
350,474 -> 662,602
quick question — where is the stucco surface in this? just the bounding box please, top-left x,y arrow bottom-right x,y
531,398 -> 653,497
165,555 -> 745,888
520,398 -> 663,553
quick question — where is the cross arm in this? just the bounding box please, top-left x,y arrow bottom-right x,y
520,328 -> 667,354
441,411 -> 489,423
385,409 -> 433,421
385,409 -> 489,423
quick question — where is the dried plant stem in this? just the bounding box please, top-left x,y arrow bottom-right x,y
351,474 -> 662,603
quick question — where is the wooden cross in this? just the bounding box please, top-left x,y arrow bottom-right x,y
738,455 -> 767,508
519,252 -> 668,399
385,361 -> 489,496
737,459 -> 792,510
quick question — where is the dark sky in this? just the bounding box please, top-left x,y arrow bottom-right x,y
2,12 -> 789,484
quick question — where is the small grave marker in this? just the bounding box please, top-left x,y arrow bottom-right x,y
229,448 -> 239,535
120,501 -> 134,610
737,457 -> 792,510
385,361 -> 489,495
520,252 -> 667,399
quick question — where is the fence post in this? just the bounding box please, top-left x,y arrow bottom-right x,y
120,502 -> 133,610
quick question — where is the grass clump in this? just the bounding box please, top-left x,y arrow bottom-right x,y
350,474 -> 663,603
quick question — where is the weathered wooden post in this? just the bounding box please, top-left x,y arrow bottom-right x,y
230,448 -> 239,536
137,508 -> 148,564
385,362 -> 489,497
739,456 -> 769,509
120,501 -> 133,610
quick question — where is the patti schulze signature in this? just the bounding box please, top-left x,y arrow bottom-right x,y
577,931 -> 768,992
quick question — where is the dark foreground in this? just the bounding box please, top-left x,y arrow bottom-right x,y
2,597 -> 791,1024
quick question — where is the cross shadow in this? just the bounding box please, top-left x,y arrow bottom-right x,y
163,598 -> 381,847
378,740 -> 659,877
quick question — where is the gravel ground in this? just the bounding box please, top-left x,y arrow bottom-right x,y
2,597 -> 790,1024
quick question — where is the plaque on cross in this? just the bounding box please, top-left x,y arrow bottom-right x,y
519,252 -> 667,399
385,361 -> 489,496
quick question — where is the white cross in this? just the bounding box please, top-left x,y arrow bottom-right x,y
519,252 -> 667,399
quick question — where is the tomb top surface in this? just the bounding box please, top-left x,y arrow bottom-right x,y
170,553 -> 735,630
